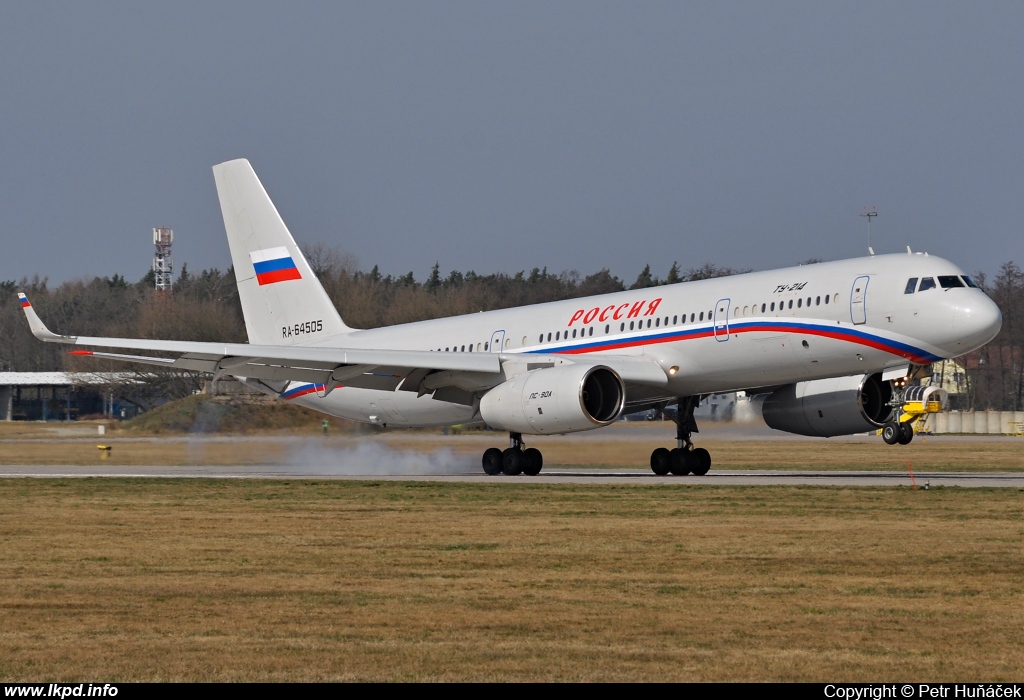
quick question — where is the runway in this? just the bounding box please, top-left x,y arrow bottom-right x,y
2,464 -> 1022,487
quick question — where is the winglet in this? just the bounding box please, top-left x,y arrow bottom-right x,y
17,293 -> 77,343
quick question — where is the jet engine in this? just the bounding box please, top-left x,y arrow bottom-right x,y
762,373 -> 893,438
479,364 -> 625,435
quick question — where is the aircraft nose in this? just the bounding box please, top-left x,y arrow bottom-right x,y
953,294 -> 1002,352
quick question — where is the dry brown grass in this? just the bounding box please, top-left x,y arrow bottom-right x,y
1,424 -> 1022,472
0,479 -> 1021,681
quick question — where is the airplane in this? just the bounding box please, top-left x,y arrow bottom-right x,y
19,159 -> 1002,476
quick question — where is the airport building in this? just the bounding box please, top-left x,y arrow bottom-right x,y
0,372 -> 137,421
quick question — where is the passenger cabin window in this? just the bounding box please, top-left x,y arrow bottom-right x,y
905,278 -> 918,294
939,275 -> 965,289
919,277 -> 936,292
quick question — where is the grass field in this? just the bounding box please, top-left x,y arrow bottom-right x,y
1,420 -> 1022,472
0,479 -> 1021,681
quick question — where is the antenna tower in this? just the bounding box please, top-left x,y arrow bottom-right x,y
153,227 -> 174,294
860,207 -> 877,255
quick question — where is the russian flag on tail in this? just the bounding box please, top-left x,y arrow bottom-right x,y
250,247 -> 302,286
18,293 -> 30,308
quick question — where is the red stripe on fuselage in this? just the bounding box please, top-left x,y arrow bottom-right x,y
554,324 -> 934,364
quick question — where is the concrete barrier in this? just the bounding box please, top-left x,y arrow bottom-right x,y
927,410 -> 1024,434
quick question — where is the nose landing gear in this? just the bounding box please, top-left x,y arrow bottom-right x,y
650,397 -> 711,476
882,420 -> 915,445
880,382 -> 947,446
482,432 -> 544,476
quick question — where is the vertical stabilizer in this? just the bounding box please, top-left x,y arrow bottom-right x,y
213,159 -> 351,345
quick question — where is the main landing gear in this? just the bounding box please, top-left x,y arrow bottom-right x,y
650,397 -> 711,476
482,432 -> 543,476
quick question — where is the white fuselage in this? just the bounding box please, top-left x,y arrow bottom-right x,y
281,252 -> 1001,428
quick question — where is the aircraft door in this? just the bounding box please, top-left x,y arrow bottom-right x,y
489,330 -> 505,353
850,276 -> 869,325
714,298 -> 731,341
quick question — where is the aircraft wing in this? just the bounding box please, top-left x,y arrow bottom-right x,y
19,293 -> 669,394
19,292 -> 500,393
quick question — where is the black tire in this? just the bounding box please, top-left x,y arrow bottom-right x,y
650,447 -> 671,475
522,448 -> 543,476
691,447 -> 711,476
882,421 -> 901,445
669,447 -> 692,476
897,422 -> 914,445
502,447 -> 524,476
482,447 -> 503,475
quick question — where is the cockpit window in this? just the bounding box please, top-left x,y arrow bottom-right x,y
904,278 -> 918,294
939,275 -> 965,289
918,277 -> 936,292
962,275 -> 979,289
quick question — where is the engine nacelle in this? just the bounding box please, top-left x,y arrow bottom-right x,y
762,373 -> 893,438
479,364 -> 625,435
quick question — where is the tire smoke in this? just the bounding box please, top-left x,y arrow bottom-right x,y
282,440 -> 477,475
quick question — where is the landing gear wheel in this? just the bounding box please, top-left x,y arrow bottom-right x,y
691,447 -> 711,476
522,448 -> 543,476
897,422 -> 914,445
650,447 -> 671,476
502,447 -> 524,476
669,447 -> 693,476
882,421 -> 901,445
482,448 -> 503,475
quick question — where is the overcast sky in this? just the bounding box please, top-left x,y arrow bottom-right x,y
1,2 -> 1021,287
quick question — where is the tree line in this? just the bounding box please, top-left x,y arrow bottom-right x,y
0,250 -> 1021,411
